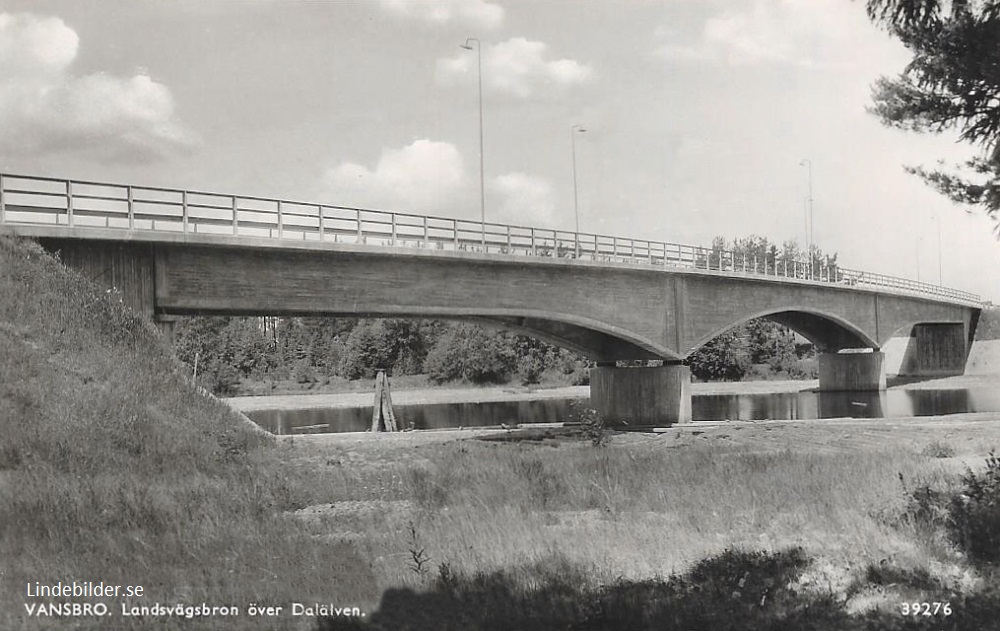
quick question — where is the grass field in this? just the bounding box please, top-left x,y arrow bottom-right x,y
4,233 -> 1000,630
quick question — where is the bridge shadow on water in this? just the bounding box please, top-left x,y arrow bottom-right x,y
314,548 -> 1000,631
885,375 -> 956,388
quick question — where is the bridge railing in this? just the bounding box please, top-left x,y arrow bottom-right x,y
0,173 -> 981,305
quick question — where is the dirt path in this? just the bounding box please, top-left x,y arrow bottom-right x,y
284,412 -> 1000,477
227,384 -> 589,411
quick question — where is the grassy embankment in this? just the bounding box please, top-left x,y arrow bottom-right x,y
4,234 -> 1000,630
0,236 -> 375,631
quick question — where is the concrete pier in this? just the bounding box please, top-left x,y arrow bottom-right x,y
589,363 -> 692,425
818,351 -> 886,391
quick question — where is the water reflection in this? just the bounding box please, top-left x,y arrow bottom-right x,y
246,387 -> 1000,435
250,399 -> 570,435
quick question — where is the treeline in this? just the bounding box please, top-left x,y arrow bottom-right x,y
703,235 -> 839,277
689,318 -> 815,382
173,317 -> 590,395
175,315 -> 815,395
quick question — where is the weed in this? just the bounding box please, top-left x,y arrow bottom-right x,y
407,521 -> 432,577
921,440 -> 956,459
569,400 -> 609,447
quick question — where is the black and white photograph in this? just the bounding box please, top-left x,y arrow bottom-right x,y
2,1 -> 1000,629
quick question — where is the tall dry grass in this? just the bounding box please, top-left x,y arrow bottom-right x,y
288,434 -> 964,595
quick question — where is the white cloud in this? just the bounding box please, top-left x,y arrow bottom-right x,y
491,172 -> 557,227
654,0 -> 880,68
321,139 -> 467,214
437,37 -> 594,98
379,0 -> 503,29
0,12 -> 196,163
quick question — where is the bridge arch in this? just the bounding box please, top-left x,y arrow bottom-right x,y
683,307 -> 878,358
325,308 -> 678,361
470,311 -> 679,362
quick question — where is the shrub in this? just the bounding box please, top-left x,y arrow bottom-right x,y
921,440 -> 956,459
949,452 -> 1000,566
424,324 -> 516,384
897,480 -> 953,542
516,353 -> 545,385
292,358 -> 315,384
338,319 -> 427,380
568,400 -> 609,447
196,360 -> 241,396
688,329 -> 751,381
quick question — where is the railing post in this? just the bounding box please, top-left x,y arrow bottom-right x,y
507,225 -> 512,250
318,205 -> 324,241
182,190 -> 189,233
453,219 -> 459,249
357,209 -> 363,243
0,174 -> 5,224
277,200 -> 284,239
66,180 -> 74,226
530,228 -> 536,255
576,232 -> 581,258
423,216 -> 429,248
127,186 -> 134,230
232,195 -> 238,235
391,213 -> 397,245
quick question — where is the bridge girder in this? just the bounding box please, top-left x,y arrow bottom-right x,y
29,236 -> 980,365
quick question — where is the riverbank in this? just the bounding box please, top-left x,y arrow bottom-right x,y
277,408 -> 1000,626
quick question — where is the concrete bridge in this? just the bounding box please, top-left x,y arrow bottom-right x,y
0,173 -> 983,424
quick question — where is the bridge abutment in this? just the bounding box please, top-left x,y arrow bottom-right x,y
39,238 -> 157,318
884,323 -> 968,378
589,363 -> 691,426
818,351 -> 886,391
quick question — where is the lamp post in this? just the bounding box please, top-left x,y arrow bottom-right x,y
799,159 -> 813,276
570,124 -> 587,258
571,124 -> 586,235
934,213 -> 943,285
460,37 -> 485,245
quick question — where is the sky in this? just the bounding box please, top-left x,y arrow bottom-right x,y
1,0 -> 998,301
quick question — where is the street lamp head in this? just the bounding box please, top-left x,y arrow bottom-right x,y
460,44 -> 473,50
461,37 -> 479,50
572,124 -> 587,133
799,158 -> 810,166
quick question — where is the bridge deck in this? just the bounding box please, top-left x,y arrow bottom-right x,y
0,172 -> 981,307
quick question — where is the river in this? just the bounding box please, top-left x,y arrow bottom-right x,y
241,380 -> 1000,435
